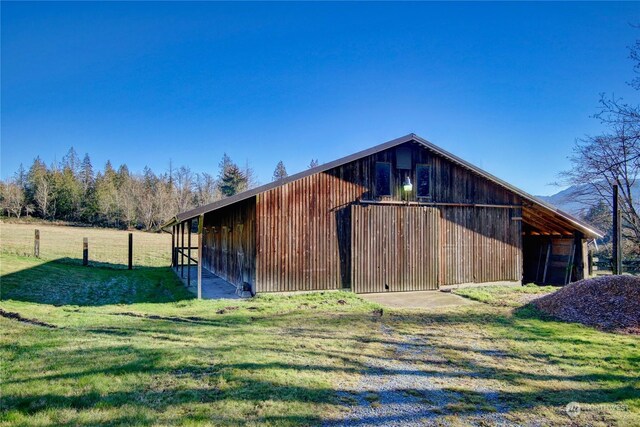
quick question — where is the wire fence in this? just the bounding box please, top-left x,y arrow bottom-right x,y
0,222 -> 175,269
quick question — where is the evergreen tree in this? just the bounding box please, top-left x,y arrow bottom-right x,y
52,165 -> 82,220
272,160 -> 288,181
95,161 -> 120,226
80,154 -> 94,194
61,147 -> 81,176
217,153 -> 233,181
116,164 -> 130,188
219,164 -> 247,197
13,163 -> 27,190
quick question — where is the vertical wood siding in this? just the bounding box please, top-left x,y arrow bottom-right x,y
440,206 -> 522,285
255,172 -> 365,292
236,141 -> 527,293
201,198 -> 256,289
351,204 -> 440,293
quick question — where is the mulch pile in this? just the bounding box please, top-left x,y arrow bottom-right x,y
533,275 -> 640,334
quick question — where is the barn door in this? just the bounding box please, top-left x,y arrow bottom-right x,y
350,204 -> 440,293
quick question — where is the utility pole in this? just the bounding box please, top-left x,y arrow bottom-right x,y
612,184 -> 622,275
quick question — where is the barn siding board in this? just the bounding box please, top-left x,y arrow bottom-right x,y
255,171 -> 365,293
253,142 -> 526,293
201,198 -> 256,290
439,206 -> 521,286
351,205 -> 440,293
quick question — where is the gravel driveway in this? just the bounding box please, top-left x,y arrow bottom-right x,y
325,322 -> 516,426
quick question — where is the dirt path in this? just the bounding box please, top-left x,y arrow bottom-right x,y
326,322 -> 516,426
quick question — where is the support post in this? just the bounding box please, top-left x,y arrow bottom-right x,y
181,222 -> 185,278
542,239 -> 551,284
83,237 -> 88,266
187,219 -> 192,287
34,229 -> 40,258
171,225 -> 175,267
128,233 -> 133,270
197,215 -> 203,300
612,184 -> 622,274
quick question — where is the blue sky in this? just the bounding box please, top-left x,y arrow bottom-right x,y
2,2 -> 639,195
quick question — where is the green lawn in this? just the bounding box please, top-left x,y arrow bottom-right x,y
1,253 -> 639,426
452,283 -> 558,307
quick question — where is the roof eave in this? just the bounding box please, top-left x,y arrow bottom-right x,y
169,133 -> 604,238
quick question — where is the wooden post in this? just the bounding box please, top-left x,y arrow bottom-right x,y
197,215 -> 203,300
83,237 -> 88,266
542,240 -> 551,284
612,184 -> 622,275
34,229 -> 40,258
181,222 -> 185,278
187,219 -> 192,287
128,233 -> 133,270
171,225 -> 175,267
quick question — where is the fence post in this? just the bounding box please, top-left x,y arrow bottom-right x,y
128,233 -> 133,270
612,184 -> 622,275
34,229 -> 40,258
83,238 -> 88,266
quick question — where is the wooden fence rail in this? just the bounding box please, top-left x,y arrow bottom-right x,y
593,257 -> 640,274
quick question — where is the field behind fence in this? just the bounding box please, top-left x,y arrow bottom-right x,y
0,222 -> 176,268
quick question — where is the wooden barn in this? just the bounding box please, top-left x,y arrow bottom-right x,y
163,134 -> 602,297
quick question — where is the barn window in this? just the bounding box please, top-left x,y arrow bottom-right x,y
416,164 -> 430,198
396,146 -> 412,169
375,162 -> 391,196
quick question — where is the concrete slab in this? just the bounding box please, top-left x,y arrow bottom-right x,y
359,290 -> 476,309
174,266 -> 241,299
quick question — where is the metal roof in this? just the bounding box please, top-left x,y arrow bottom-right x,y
163,133 -> 603,238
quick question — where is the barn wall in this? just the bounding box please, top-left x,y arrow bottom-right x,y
351,205 -> 440,293
202,198 -> 256,290
255,172 -> 364,292
255,142 -> 525,293
440,206 -> 522,285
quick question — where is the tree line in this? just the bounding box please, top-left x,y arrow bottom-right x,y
0,150 -> 316,231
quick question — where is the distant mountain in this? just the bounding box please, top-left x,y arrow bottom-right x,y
536,182 -> 640,217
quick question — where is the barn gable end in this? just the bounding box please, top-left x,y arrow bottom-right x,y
166,134 -> 602,295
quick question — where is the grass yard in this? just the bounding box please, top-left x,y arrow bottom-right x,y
0,221 -> 172,268
452,283 -> 559,307
1,250 -> 639,426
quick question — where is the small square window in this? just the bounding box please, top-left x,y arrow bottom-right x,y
375,162 -> 392,196
416,164 -> 430,198
396,146 -> 412,170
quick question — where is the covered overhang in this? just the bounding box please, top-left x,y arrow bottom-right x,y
521,200 -> 603,238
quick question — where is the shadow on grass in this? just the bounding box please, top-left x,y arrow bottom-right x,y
2,303 -> 639,426
0,257 -> 194,306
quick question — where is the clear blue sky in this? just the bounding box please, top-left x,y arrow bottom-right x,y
2,2 -> 638,195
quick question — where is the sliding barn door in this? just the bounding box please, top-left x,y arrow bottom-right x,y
351,204 -> 440,293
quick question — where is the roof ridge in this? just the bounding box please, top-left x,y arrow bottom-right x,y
163,133 -> 603,238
